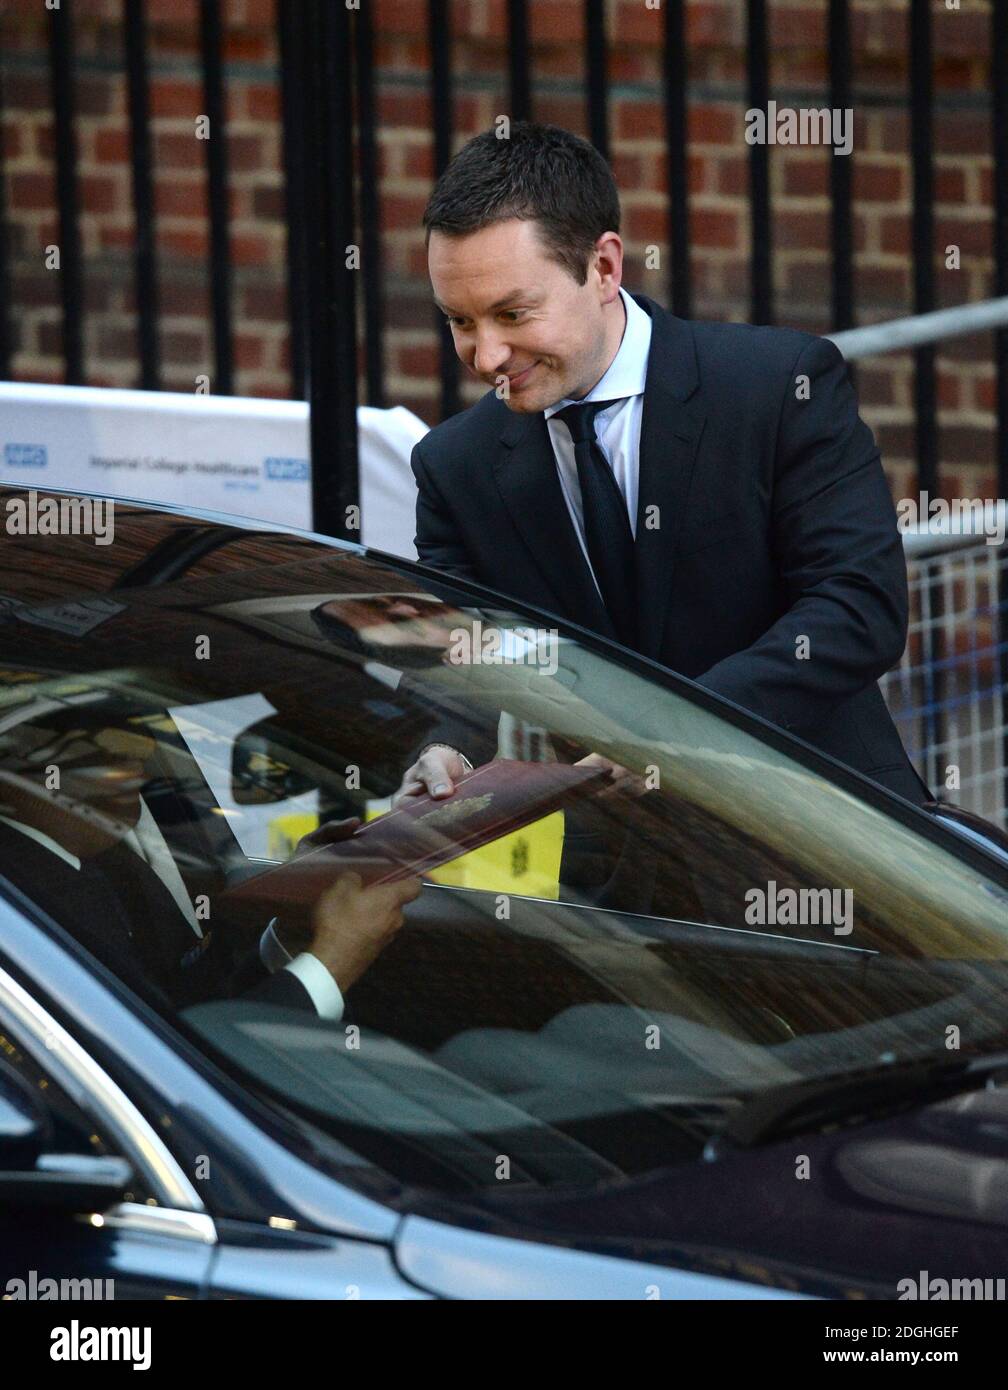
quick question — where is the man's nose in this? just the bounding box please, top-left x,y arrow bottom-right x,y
471,327 -> 510,378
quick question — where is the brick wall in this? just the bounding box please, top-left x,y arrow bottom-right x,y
0,0 -> 1000,500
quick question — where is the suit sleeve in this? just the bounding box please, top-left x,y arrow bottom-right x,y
694,335 -> 908,735
411,440 -> 479,581
244,962 -> 317,1012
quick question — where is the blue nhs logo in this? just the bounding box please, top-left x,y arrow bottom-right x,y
265,457 -> 309,481
4,443 -> 48,470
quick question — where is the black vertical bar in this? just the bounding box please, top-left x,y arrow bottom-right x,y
909,0 -> 941,785
991,0 -> 1008,824
199,0 -> 232,395
663,0 -> 690,317
278,0 -> 307,398
355,0 -> 385,409
429,0 -> 459,420
828,0 -> 853,332
124,0 -> 159,389
910,0 -> 937,498
0,65 -> 12,377
746,0 -> 772,325
48,0 -> 84,383
992,0 -> 1008,507
303,0 -> 359,538
507,0 -> 531,122
586,0 -> 608,162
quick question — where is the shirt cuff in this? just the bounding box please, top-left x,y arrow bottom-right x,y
260,919 -> 344,1021
285,953 -> 345,1021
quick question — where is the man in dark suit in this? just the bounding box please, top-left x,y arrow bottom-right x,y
0,707 -> 419,1015
399,121 -> 928,809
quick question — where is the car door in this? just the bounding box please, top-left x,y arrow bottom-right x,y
0,942 -> 215,1301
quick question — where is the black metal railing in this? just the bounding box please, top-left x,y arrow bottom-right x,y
0,0 -> 1006,540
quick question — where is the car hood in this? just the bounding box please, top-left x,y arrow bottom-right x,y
394,1081 -> 1008,1298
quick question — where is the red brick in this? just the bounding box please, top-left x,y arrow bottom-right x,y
382,192 -> 431,233
79,174 -> 121,214
154,131 -> 204,166
76,75 -> 120,118
879,215 -> 912,256
691,207 -> 743,251
156,178 -> 208,218
975,377 -> 997,413
228,132 -> 270,173
234,334 -> 265,369
852,161 -> 906,204
615,103 -> 664,142
690,104 -> 737,146
158,228 -> 210,260
936,215 -> 993,259
775,209 -> 831,252
230,232 -> 272,266
781,156 -> 828,199
8,172 -> 54,211
2,123 -> 23,160
93,127 -> 130,163
98,225 -> 137,252
150,79 -> 204,119
378,89 -> 431,128
244,84 -> 281,121
622,203 -> 667,244
398,343 -> 440,377
937,371 -> 961,411
162,329 -> 207,361
252,184 -> 285,219
935,165 -> 968,204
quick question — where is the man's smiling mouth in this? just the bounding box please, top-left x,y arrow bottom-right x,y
504,361 -> 540,389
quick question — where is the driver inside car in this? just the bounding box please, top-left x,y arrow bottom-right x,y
0,702 -> 419,1018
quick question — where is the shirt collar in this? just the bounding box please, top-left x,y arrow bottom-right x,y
544,287 -> 652,421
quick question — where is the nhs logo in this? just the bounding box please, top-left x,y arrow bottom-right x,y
4,443 -> 48,470
265,457 -> 309,481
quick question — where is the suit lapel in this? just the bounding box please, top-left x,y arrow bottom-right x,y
632,294 -> 706,660
494,411 -> 616,637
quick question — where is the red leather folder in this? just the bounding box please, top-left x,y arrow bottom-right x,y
222,759 -> 607,917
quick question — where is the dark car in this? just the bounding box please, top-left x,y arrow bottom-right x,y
2,485 -> 1008,1301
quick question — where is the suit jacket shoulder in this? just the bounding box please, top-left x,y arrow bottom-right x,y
415,387 -> 508,473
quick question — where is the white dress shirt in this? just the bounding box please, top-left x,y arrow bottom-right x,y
543,286 -> 653,593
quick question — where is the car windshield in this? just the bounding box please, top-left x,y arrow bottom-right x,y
2,496 -> 1008,1205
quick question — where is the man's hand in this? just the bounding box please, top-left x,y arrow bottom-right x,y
575,752 -> 651,801
293,816 -> 362,858
392,745 -> 468,806
308,872 -> 421,993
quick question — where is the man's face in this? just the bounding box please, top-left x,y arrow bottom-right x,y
315,595 -> 464,660
428,217 -> 624,413
0,722 -> 153,856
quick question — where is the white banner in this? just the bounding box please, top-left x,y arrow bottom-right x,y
0,381 -> 427,560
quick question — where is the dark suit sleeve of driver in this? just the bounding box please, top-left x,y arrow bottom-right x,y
245,967 -> 316,1012
411,440 -> 479,581
694,335 -> 908,735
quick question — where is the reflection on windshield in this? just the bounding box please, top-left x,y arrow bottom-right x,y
2,535 -> 1008,1206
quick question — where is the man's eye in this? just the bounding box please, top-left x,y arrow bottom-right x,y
500,310 -> 524,323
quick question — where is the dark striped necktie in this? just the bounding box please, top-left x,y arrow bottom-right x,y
554,397 -> 638,649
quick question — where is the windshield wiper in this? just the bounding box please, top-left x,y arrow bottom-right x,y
703,1050 -> 1008,1157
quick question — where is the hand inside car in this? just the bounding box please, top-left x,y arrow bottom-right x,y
392,744 -> 469,806
308,872 -> 421,993
575,752 -> 652,801
276,817 -> 420,991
